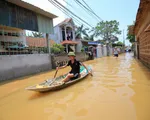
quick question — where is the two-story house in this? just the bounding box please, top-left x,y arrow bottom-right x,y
52,18 -> 80,53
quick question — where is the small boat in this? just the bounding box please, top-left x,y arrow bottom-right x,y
25,66 -> 91,92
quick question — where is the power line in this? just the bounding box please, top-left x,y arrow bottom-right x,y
62,0 -> 73,8
49,0 -> 94,28
73,0 -> 100,22
75,0 -> 103,21
49,0 -> 83,26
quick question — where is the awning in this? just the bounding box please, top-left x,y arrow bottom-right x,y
61,40 -> 78,45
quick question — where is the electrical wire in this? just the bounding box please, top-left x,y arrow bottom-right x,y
49,0 -> 83,26
48,0 -> 94,28
74,0 -> 103,21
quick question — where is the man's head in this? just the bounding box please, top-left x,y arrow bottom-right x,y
68,52 -> 76,60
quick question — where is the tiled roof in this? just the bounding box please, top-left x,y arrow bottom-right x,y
55,18 -> 73,27
26,37 -> 55,47
61,40 -> 78,45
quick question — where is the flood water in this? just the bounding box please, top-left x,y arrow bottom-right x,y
0,53 -> 150,120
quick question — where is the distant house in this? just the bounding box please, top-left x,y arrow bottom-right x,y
133,0 -> 150,68
52,18 -> 79,53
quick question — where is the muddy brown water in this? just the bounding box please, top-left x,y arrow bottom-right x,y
0,53 -> 150,120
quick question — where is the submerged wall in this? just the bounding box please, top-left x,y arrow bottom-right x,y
0,54 -> 52,81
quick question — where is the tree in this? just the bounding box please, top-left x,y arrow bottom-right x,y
83,34 -> 94,41
116,41 -> 124,45
92,20 -> 121,56
127,25 -> 135,43
93,20 -> 121,43
32,32 -> 43,38
75,25 -> 89,39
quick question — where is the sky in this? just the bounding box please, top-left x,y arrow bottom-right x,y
23,0 -> 140,45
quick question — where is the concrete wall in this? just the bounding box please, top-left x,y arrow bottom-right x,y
0,54 -> 52,81
51,52 -> 87,69
103,45 -> 107,56
96,45 -> 103,58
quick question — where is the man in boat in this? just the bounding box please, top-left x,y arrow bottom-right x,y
56,52 -> 91,83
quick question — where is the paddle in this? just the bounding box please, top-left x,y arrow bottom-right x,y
47,68 -> 59,86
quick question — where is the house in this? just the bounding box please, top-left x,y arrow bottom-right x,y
134,0 -> 150,68
0,0 -> 58,81
52,18 -> 79,53
0,0 -> 57,54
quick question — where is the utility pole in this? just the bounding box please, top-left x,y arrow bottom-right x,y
123,29 -> 125,52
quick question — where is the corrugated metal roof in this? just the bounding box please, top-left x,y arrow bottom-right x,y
6,0 -> 57,18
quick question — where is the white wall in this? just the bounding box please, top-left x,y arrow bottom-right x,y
96,45 -> 103,58
76,40 -> 82,52
103,45 -> 107,56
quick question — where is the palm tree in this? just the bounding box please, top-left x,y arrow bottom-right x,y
75,25 -> 89,39
83,34 -> 94,41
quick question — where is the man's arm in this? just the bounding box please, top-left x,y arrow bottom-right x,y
56,64 -> 67,70
80,62 -> 93,76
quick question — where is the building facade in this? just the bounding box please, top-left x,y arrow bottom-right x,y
52,18 -> 79,53
134,0 -> 150,68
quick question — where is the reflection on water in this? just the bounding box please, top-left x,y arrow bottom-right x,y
0,53 -> 150,120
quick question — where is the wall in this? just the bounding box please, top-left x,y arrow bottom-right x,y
51,52 -> 87,69
136,11 -> 150,68
138,31 -> 150,68
37,14 -> 54,34
96,45 -> 103,58
103,45 -> 107,56
54,26 -> 62,43
0,54 -> 52,81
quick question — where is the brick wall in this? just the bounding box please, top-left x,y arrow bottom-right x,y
138,31 -> 150,68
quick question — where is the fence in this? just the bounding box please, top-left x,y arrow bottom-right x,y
0,36 -> 52,55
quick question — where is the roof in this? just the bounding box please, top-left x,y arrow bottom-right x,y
61,40 -> 78,45
55,18 -> 73,27
134,0 -> 150,34
6,0 -> 57,19
26,37 -> 55,47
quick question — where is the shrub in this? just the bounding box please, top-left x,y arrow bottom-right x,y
53,43 -> 64,52
51,47 -> 61,54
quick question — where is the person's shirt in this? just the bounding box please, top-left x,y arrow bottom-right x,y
67,59 -> 81,73
114,49 -> 118,54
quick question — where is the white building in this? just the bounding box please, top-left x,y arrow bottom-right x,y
51,18 -> 79,53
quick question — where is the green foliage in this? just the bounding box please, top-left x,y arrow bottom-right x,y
53,43 -> 65,52
92,20 -> 121,43
51,47 -> 61,54
116,41 -> 124,45
75,24 -> 89,39
51,44 -> 65,54
83,34 -> 94,41
127,35 -> 135,43
81,47 -> 84,52
127,24 -> 135,43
